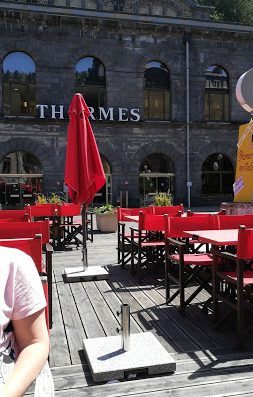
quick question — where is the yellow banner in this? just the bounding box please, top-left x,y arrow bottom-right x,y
234,120 -> 253,202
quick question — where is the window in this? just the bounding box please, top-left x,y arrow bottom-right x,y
139,153 -> 175,206
3,52 -> 36,116
205,65 -> 229,121
144,61 -> 170,120
75,57 -> 106,117
92,155 -> 112,205
0,151 -> 43,208
202,153 -> 234,196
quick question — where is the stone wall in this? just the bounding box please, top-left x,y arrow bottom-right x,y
0,2 -> 252,206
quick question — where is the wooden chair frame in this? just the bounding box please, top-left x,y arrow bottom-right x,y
212,225 -> 253,348
130,212 -> 166,279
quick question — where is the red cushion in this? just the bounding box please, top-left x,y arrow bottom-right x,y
141,241 -> 165,247
221,271 -> 253,286
169,253 -> 213,266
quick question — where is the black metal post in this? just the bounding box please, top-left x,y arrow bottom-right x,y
82,203 -> 88,268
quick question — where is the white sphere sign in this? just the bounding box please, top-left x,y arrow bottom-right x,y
236,68 -> 253,113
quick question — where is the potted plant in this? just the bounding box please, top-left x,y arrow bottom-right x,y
35,193 -> 65,205
153,191 -> 173,206
94,203 -> 117,232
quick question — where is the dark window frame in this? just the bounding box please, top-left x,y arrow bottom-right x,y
75,56 -> 106,115
205,65 -> 230,122
3,52 -> 36,117
144,61 -> 170,121
201,153 -> 234,196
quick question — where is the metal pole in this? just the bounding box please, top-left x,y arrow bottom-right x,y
81,204 -> 88,268
184,32 -> 191,209
117,304 -> 130,351
121,304 -> 130,351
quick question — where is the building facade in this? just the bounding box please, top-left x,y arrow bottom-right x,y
0,0 -> 252,208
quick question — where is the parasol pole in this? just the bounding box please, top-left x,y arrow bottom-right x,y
82,203 -> 88,268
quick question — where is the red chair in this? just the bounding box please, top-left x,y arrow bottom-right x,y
152,204 -> 184,215
117,207 -> 153,267
0,234 -> 53,328
28,204 -> 59,219
164,214 -> 216,313
56,203 -> 88,249
0,209 -> 30,222
213,225 -> 253,347
130,212 -> 167,279
217,214 -> 253,230
0,220 -> 50,245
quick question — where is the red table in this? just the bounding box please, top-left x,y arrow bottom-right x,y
184,229 -> 238,247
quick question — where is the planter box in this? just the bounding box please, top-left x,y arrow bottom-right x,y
96,213 -> 117,232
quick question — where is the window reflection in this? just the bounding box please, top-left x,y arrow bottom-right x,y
3,52 -> 36,116
139,153 -> 175,206
75,57 -> 106,114
205,65 -> 229,121
0,151 -> 43,208
202,153 -> 234,196
0,151 -> 42,175
144,61 -> 170,120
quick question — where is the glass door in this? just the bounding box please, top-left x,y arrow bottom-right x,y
139,173 -> 174,207
92,174 -> 112,207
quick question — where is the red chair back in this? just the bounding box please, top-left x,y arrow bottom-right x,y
0,234 -> 43,272
139,212 -> 166,232
152,204 -> 184,215
58,204 -> 81,217
0,209 -> 30,222
165,214 -> 217,238
0,220 -> 50,244
217,214 -> 253,230
117,206 -> 153,222
28,204 -> 59,218
187,210 -> 214,217
237,226 -> 253,259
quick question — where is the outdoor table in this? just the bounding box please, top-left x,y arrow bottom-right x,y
184,229 -> 238,247
124,215 -> 139,222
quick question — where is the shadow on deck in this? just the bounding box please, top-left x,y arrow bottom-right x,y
34,231 -> 253,396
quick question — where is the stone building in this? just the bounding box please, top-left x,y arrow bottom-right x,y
0,0 -> 252,208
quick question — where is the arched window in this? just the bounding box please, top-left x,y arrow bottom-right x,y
3,52 -> 36,116
202,153 -> 234,196
144,61 -> 170,120
205,65 -> 229,121
75,57 -> 106,116
139,153 -> 175,206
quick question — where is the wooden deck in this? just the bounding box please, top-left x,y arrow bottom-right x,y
30,228 -> 253,396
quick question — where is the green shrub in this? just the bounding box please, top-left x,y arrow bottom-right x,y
153,192 -> 173,206
35,193 -> 65,205
94,203 -> 116,215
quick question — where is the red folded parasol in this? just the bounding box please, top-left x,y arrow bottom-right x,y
65,93 -> 106,205
64,93 -> 106,265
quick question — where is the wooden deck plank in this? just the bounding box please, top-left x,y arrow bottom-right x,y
53,367 -> 253,396
56,280 -> 86,365
48,351 -> 253,394
143,273 -> 235,347
115,266 -> 219,351
95,280 -> 143,334
69,282 -> 106,339
46,231 -> 253,396
83,281 -> 120,336
49,274 -> 71,367
109,265 -> 198,352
